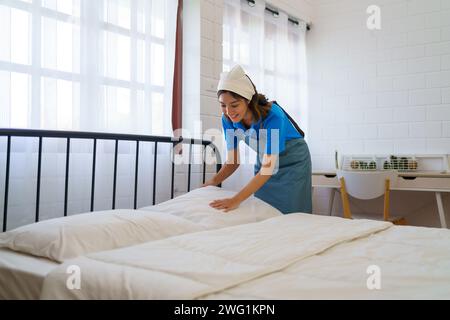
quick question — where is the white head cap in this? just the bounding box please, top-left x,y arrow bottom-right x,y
217,65 -> 256,101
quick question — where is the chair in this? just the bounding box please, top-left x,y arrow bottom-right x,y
336,170 -> 407,225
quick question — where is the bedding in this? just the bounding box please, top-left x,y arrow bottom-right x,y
140,186 -> 282,229
0,186 -> 281,263
40,214 -> 401,299
0,248 -> 57,299
205,225 -> 450,300
0,209 -> 203,263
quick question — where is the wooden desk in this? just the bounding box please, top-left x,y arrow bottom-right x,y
312,171 -> 450,228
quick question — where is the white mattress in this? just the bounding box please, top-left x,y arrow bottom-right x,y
0,248 -> 58,299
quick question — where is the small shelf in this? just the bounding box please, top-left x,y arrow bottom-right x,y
340,154 -> 450,173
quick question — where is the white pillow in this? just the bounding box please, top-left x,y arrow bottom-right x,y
0,209 -> 203,262
140,186 -> 282,229
0,187 -> 281,262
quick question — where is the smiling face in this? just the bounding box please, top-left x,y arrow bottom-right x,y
218,91 -> 250,123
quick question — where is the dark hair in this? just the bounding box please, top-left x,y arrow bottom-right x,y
218,75 -> 271,123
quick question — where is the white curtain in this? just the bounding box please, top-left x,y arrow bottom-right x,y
0,0 -> 177,229
0,0 -> 176,135
222,0 -> 308,191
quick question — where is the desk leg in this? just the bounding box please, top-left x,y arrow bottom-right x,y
435,192 -> 447,229
328,188 -> 335,216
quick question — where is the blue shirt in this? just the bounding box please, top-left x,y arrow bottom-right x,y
222,102 -> 303,154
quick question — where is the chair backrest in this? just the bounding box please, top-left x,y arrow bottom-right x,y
336,170 -> 398,200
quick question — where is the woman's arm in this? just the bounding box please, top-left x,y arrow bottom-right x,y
202,149 -> 240,187
210,154 -> 278,212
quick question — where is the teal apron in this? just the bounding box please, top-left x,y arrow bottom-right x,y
245,135 -> 312,214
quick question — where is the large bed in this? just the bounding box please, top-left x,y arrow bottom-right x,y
0,129 -> 281,299
0,186 -> 281,299
1,129 -> 449,300
36,214 -> 450,300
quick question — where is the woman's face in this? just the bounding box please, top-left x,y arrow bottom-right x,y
218,92 -> 248,123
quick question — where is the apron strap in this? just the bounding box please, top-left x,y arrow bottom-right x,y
273,101 -> 305,138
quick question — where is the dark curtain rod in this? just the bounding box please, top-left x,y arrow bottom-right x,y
247,0 -> 310,30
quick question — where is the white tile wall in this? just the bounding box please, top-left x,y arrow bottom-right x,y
308,0 -> 450,223
393,105 -> 426,121
427,104 -> 450,120
407,56 -> 441,73
176,0 -> 228,192
443,121 -> 450,136
409,121 -> 442,137
426,41 -> 450,56
393,74 -> 426,90
309,0 -> 450,173
376,91 -> 408,107
199,0 -> 223,117
377,123 -> 409,139
442,54 -> 450,69
409,88 -> 442,105
443,87 -> 450,102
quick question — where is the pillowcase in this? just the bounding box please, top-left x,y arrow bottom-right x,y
0,209 -> 203,262
139,186 -> 282,229
0,187 -> 281,263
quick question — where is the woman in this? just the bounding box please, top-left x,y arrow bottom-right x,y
203,65 -> 312,214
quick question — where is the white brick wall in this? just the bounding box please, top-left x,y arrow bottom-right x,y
443,121 -> 450,136
308,0 -> 450,172
200,0 -> 223,124
427,104 -> 450,120
176,0 -> 225,193
377,123 -> 409,139
393,74 -> 426,90
308,0 -> 450,225
409,88 -> 441,105
443,87 -> 450,102
393,105 -> 426,121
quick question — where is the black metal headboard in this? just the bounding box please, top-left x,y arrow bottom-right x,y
0,129 -> 222,232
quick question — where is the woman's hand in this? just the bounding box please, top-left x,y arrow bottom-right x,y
209,197 -> 241,212
201,178 -> 219,188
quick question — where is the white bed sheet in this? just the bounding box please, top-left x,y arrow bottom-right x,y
204,225 -> 450,300
40,214 -> 398,299
39,214 -> 450,300
0,248 -> 58,299
0,186 -> 282,299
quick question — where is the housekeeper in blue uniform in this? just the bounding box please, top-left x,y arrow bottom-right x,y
203,65 -> 312,214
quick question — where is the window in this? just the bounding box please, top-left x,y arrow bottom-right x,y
223,0 -> 307,124
0,0 -> 177,228
0,0 -> 177,135
222,0 -> 308,192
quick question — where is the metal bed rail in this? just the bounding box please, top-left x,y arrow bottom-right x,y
0,128 -> 222,232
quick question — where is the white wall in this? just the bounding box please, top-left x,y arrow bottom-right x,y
178,0 -> 225,195
184,0 -> 449,227
307,0 -> 450,226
